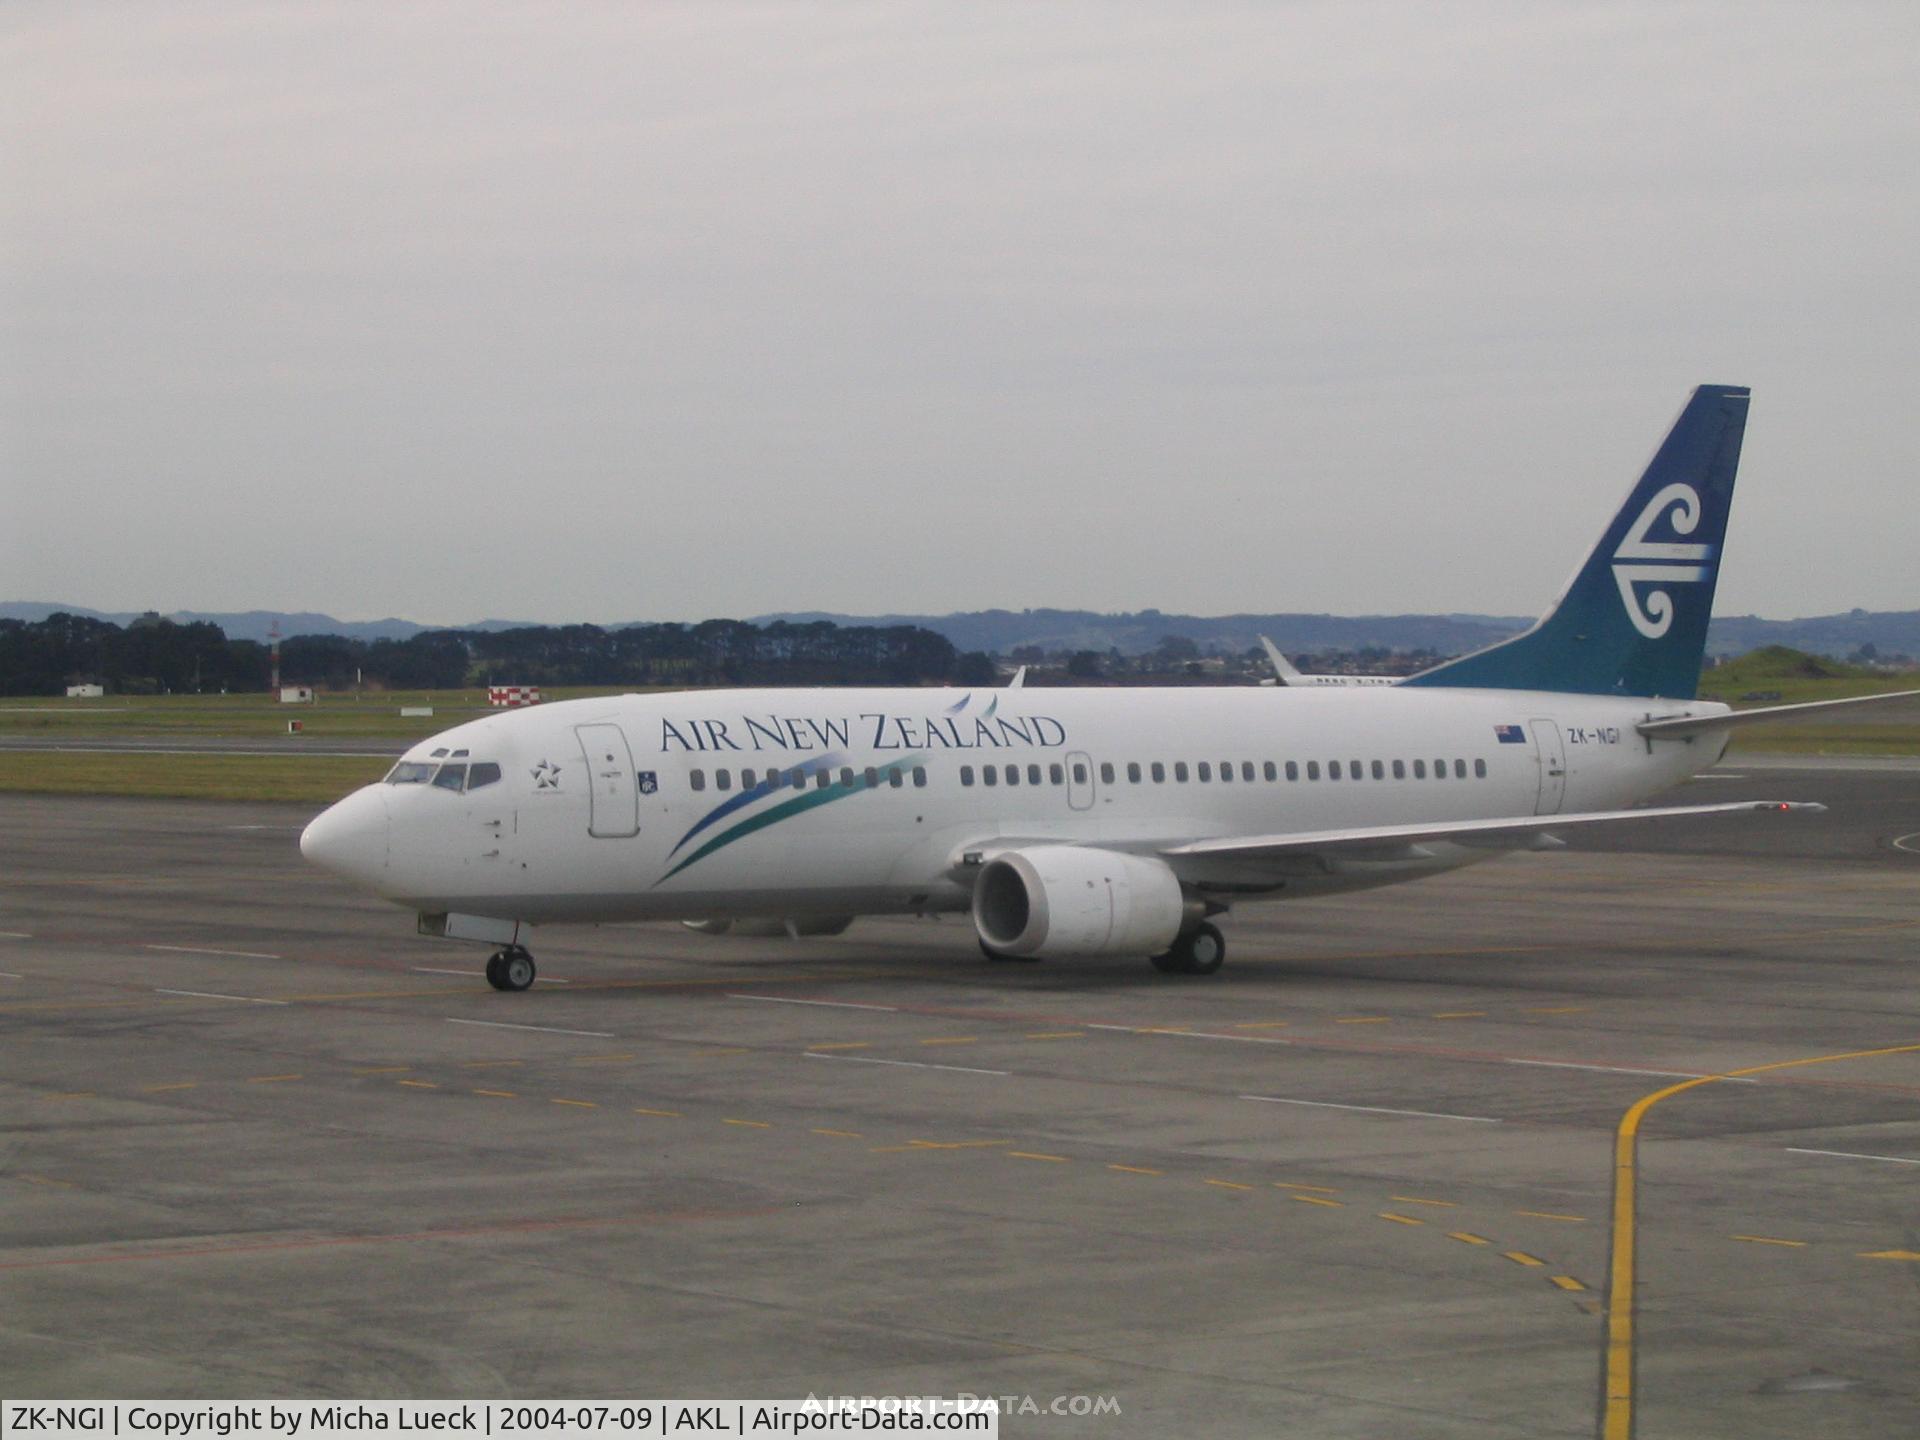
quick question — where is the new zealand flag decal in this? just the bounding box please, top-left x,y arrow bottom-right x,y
637,771 -> 658,795
1494,724 -> 1527,744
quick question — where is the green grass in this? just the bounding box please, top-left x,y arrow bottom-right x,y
0,686 -> 663,743
1725,723 -> 1920,756
0,752 -> 390,803
1700,646 -> 1907,705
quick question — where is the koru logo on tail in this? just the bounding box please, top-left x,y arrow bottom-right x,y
1611,483 -> 1714,639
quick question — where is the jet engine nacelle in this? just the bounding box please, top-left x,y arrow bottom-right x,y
971,845 -> 1185,958
683,916 -> 856,939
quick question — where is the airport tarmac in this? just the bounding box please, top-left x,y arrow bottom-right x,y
3,764 -> 1917,1438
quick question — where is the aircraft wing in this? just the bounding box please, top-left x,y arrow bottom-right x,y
1162,799 -> 1825,863
1637,688 -> 1920,739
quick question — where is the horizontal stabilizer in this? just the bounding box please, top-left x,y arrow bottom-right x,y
1638,688 -> 1920,739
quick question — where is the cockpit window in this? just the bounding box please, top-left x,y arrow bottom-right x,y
468,762 -> 502,790
386,761 -> 435,785
432,763 -> 468,791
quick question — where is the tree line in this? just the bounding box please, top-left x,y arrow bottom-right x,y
0,613 -> 989,696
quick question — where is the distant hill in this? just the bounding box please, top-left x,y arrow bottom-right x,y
7,600 -> 1918,661
0,603 -> 536,644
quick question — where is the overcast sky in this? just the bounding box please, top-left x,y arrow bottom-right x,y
4,2 -> 1916,627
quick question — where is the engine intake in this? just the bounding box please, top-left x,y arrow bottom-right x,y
972,845 -> 1185,958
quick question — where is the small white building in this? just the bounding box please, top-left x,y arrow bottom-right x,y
279,686 -> 316,704
65,683 -> 105,698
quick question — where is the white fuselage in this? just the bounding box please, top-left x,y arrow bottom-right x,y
305,685 -> 1729,927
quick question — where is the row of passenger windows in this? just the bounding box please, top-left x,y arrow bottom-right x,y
690,765 -> 928,793
686,756 -> 1490,795
957,757 -> 1488,787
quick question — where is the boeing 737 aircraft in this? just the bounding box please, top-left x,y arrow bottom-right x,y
302,386 -> 1917,989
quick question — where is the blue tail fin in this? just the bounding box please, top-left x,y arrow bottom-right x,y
1402,384 -> 1749,699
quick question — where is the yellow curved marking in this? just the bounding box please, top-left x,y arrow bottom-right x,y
1605,1040 -> 1920,1440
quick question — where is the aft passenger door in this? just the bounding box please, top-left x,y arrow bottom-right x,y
1529,719 -> 1567,815
575,723 -> 640,837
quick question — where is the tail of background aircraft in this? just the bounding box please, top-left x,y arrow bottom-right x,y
1403,384 -> 1750,699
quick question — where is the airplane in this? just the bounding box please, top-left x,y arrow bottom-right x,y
302,385 -> 1919,990
1258,637 -> 1400,687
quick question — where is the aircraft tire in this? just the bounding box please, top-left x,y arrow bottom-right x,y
1159,923 -> 1225,976
1182,922 -> 1226,975
484,952 -> 509,990
500,947 -> 537,992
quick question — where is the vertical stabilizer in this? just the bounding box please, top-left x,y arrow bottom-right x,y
1403,385 -> 1749,699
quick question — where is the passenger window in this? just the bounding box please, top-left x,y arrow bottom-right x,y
386,761 -> 435,785
888,767 -> 905,788
741,768 -> 758,789
1128,762 -> 1143,783
1474,758 -> 1488,778
1005,765 -> 1020,786
913,766 -> 927,787
1392,760 -> 1405,779
1306,761 -> 1320,780
789,768 -> 805,788
984,765 -> 998,787
1280,761 -> 1294,781
961,765 -> 975,787
1079,763 -> 1094,785
1151,762 -> 1166,783
840,767 -> 855,788
1328,761 -> 1341,780
1197,762 -> 1212,782
1455,759 -> 1467,779
1219,762 -> 1232,783
1049,763 -> 1064,785
690,769 -> 706,792
815,770 -> 830,790
1174,762 -> 1189,782
1413,759 -> 1426,778
467,762 -> 502,790
1242,762 -> 1255,782
1434,759 -> 1447,780
1351,758 -> 1364,778
1371,760 -> 1385,780
1028,763 -> 1042,786
432,763 -> 467,792
1097,762 -> 1113,785
864,767 -> 880,788
715,769 -> 732,791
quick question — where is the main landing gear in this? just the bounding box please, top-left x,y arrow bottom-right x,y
1151,922 -> 1225,977
485,945 -> 537,992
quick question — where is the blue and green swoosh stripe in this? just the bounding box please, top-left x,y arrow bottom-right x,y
656,753 -> 929,885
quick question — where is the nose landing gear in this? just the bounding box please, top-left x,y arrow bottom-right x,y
485,946 -> 537,992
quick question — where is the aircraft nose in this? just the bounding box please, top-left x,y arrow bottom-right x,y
300,786 -> 390,885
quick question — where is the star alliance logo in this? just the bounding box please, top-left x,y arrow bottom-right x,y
531,758 -> 563,789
